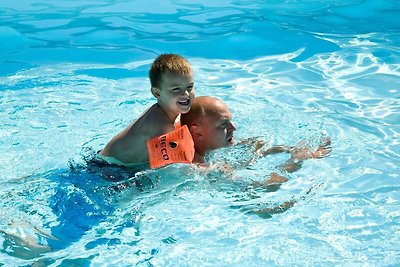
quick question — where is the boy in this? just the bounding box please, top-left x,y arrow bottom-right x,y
100,54 -> 195,167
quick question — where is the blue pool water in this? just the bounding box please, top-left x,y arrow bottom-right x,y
1,0 -> 400,265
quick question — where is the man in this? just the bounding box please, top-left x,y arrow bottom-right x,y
179,96 -> 332,217
111,96 -> 330,190
180,96 -> 236,164
181,96 -> 331,185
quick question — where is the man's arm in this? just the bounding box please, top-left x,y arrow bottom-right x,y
249,136 -> 332,189
278,137 -> 332,173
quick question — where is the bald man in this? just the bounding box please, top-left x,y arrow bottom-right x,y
180,96 -> 236,163
180,96 -> 331,186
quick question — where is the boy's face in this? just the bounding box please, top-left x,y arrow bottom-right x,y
200,103 -> 236,150
152,70 -> 195,118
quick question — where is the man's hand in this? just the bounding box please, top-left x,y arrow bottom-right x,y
290,137 -> 331,161
251,172 -> 288,192
237,137 -> 267,155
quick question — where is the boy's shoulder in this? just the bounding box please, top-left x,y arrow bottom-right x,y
135,104 -> 175,136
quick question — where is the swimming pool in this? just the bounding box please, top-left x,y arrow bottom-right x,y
1,0 -> 399,265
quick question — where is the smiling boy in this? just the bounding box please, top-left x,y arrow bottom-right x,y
100,54 -> 195,167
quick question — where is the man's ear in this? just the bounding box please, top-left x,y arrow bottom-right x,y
190,124 -> 203,140
151,87 -> 160,98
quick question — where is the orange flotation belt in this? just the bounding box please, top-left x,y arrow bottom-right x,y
147,125 -> 195,169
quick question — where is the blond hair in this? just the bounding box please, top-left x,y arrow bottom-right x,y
149,54 -> 192,88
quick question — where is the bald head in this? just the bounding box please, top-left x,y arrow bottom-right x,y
181,96 -> 236,162
181,96 -> 228,126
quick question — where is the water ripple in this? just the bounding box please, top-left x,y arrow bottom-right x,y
1,0 -> 399,265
